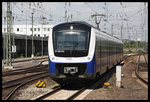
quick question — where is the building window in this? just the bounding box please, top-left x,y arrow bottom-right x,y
44,34 -> 46,37
30,28 -> 32,31
34,28 -> 36,31
4,28 -> 6,31
38,28 -> 40,31
17,28 -> 19,31
44,28 -> 46,31
47,28 -> 50,31
38,34 -> 40,37
34,34 -> 36,36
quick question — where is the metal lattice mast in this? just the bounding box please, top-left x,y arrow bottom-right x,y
6,2 -> 12,66
11,3 -> 15,60
3,7 -> 6,60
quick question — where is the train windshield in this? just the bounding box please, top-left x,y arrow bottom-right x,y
53,30 -> 90,57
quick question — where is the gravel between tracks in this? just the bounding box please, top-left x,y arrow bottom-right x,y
83,54 -> 148,100
12,77 -> 58,100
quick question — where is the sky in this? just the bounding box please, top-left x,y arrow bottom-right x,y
2,2 -> 148,42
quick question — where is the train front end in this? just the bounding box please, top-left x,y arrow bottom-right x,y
48,22 -> 96,84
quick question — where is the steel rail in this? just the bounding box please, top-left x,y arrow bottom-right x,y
2,60 -> 48,77
3,56 -> 48,64
67,65 -> 116,100
5,74 -> 50,100
2,65 -> 48,77
34,62 -> 117,100
2,71 -> 48,89
135,54 -> 148,86
31,85 -> 62,100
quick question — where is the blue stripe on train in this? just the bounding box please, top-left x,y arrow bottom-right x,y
48,55 -> 95,73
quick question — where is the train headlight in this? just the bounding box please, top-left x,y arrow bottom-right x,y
51,57 -> 55,60
87,57 -> 91,60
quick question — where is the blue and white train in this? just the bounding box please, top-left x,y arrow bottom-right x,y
48,21 -> 123,84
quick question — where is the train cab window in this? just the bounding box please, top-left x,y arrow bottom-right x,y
54,30 -> 88,50
53,30 -> 90,57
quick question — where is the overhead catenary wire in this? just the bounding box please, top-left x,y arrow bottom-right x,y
12,2 -> 54,25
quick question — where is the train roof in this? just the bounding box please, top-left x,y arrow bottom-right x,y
54,21 -> 96,29
54,21 -> 122,43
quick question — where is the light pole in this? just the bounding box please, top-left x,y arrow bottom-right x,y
136,30 -> 138,52
40,16 -> 46,57
111,23 -> 113,36
26,12 -> 28,58
31,12 -> 34,59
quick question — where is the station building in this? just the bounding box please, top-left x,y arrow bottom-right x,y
2,24 -> 54,58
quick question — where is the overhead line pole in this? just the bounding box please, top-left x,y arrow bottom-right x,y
6,2 -> 13,68
3,7 -> 6,60
136,30 -> 138,52
121,22 -> 123,40
111,24 -> 113,36
26,12 -> 28,57
31,12 -> 34,59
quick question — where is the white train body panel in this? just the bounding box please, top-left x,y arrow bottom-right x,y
48,27 -> 96,63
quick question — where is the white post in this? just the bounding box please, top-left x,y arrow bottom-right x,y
116,65 -> 122,87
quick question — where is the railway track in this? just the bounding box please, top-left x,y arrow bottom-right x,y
135,53 -> 148,86
2,71 -> 50,100
123,52 -> 146,60
3,56 -> 48,64
2,60 -> 48,77
32,63 -> 118,100
2,71 -> 48,88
